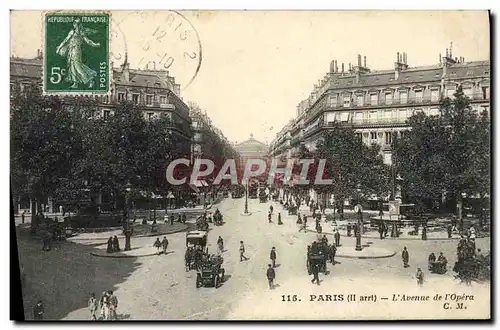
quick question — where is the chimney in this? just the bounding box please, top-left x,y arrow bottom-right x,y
364,56 -> 367,68
341,63 -> 344,73
403,52 -> 407,64
357,54 -> 361,67
439,53 -> 442,64
330,60 -> 335,73
450,41 -> 453,58
349,63 -> 352,72
397,52 -> 400,63
446,48 -> 449,58
335,60 -> 338,73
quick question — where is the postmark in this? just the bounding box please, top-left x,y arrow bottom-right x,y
44,12 -> 110,95
115,11 -> 202,91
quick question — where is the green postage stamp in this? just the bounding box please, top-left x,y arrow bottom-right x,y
44,12 -> 110,94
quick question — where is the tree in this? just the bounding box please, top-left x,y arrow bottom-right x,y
314,125 -> 390,214
10,83 -> 96,227
395,85 -> 490,219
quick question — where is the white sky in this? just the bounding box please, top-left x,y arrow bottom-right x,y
10,10 -> 490,144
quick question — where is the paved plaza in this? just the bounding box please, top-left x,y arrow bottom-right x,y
17,197 -> 490,320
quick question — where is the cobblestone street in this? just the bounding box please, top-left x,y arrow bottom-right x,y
18,197 -> 489,320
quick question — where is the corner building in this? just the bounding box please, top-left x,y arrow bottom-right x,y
270,46 -> 490,166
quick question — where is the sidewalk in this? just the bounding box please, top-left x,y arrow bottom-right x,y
67,222 -> 188,242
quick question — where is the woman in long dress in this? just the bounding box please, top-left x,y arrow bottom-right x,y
56,18 -> 100,88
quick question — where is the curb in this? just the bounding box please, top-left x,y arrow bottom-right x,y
336,251 -> 397,259
67,224 -> 189,242
304,228 -> 465,241
240,213 -> 253,216
90,251 -> 159,258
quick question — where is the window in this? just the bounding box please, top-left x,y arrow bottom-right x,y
118,92 -> 125,101
325,112 -> 336,123
429,107 -> 439,116
400,91 -> 408,104
431,89 -> 439,102
370,93 -> 378,105
343,95 -> 351,108
328,95 -> 337,107
385,132 -> 392,145
463,87 -> 473,98
482,87 -> 490,100
369,111 -> 377,121
147,112 -> 154,120
146,95 -> 153,106
370,132 -> 377,140
415,90 -> 423,102
383,153 -> 392,165
384,110 -> 392,119
132,94 -> 139,105
357,95 -> 364,106
160,96 -> 167,104
354,112 -> 363,122
385,92 -> 392,105
399,109 -> 407,119
103,110 -> 110,120
446,88 -> 455,99
340,112 -> 350,122
192,121 -> 199,128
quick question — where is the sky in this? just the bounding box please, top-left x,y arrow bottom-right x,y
10,10 -> 490,145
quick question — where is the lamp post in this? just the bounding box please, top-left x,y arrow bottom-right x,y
244,181 -> 249,214
355,206 -> 363,251
124,183 -> 132,251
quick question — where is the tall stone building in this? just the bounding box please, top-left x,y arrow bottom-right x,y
269,45 -> 490,167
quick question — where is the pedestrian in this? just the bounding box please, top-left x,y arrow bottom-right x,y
153,238 -> 162,254
217,236 -> 224,254
106,237 -> 113,253
112,235 -> 120,252
269,205 -> 273,214
33,300 -> 44,320
267,263 -> 276,289
402,246 -> 409,268
416,267 -> 424,287
334,230 -> 341,247
21,210 -> 25,224
270,247 -> 277,268
99,291 -> 108,320
347,223 -> 352,237
311,262 -> 320,285
182,214 -> 187,224
239,240 -> 249,261
161,236 -> 169,254
447,224 -> 452,239
88,293 -> 98,320
421,224 -> 427,240
59,205 -> 63,215
277,212 -> 283,225
268,211 -> 272,223
321,234 -> 328,245
330,244 -> 337,264
108,290 -> 118,320
169,214 -> 174,225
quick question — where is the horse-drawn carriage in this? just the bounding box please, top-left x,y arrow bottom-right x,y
307,242 -> 330,275
195,216 -> 209,231
196,255 -> 226,288
259,191 -> 268,203
185,231 -> 208,271
288,205 -> 298,215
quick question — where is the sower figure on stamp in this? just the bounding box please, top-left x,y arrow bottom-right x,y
270,247 -> 277,268
402,246 -> 409,268
267,264 -> 276,289
56,18 -> 100,89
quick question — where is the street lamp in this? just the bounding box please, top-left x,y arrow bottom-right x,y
244,180 -> 249,214
124,182 -> 133,251
355,205 -> 363,251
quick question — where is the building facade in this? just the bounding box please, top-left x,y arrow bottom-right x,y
11,51 -> 193,213
269,46 -> 490,167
